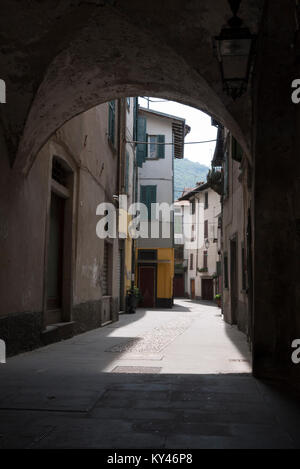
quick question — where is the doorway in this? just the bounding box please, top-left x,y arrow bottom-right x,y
139,265 -> 156,308
46,192 -> 65,322
45,156 -> 74,326
174,273 -> 185,297
202,278 -> 213,300
190,278 -> 195,300
230,237 -> 238,324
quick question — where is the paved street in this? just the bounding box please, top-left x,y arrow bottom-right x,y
0,299 -> 299,448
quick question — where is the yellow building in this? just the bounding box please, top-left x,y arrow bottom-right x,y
136,247 -> 174,308
134,106 -> 189,308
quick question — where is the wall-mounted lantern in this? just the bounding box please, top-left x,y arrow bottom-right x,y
214,0 -> 256,100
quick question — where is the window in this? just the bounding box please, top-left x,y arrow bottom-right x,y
138,250 -> 157,261
204,220 -> 208,239
174,207 -> 183,235
241,243 -> 247,291
224,253 -> 229,289
108,100 -> 116,145
191,224 -> 195,242
191,199 -> 195,215
190,254 -> 194,270
140,185 -> 157,220
203,250 -> 208,269
204,192 -> 208,209
147,135 -> 165,159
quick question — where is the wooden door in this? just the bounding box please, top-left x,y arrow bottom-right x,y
173,274 -> 185,297
47,192 -> 64,313
190,279 -> 195,300
202,278 -> 213,300
139,265 -> 156,308
230,238 -> 238,324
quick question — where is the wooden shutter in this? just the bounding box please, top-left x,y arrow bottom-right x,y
157,134 -> 165,158
140,185 -> 156,220
137,116 -> 147,167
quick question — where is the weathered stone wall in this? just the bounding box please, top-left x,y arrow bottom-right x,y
0,103 -> 120,354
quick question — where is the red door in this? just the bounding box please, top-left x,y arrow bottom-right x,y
139,265 -> 156,308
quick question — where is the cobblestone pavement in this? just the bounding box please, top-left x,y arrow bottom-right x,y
0,299 -> 299,449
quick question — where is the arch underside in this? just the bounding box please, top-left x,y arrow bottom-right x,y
0,0 -> 264,173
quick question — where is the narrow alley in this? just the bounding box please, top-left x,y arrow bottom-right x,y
1,0 -> 300,452
0,300 -> 299,449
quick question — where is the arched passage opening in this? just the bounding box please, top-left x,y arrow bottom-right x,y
0,0 -> 299,390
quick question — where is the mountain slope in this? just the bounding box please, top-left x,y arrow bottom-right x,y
174,158 -> 209,200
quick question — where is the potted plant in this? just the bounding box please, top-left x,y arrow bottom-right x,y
125,286 -> 142,314
214,294 -> 221,308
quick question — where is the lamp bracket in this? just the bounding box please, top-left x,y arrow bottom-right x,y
228,0 -> 242,17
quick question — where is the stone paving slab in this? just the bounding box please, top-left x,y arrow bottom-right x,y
0,299 -> 299,448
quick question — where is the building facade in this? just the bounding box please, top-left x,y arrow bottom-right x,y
212,125 -> 252,337
179,184 -> 221,301
0,98 -> 137,355
135,107 -> 189,308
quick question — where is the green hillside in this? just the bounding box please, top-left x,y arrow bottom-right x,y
174,158 -> 209,200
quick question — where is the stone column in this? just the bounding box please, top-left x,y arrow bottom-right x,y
252,0 -> 300,385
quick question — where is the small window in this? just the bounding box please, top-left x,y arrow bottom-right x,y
204,220 -> 208,239
191,224 -> 195,242
148,135 -> 159,159
190,254 -> 194,270
138,250 -> 157,261
147,135 -> 165,159
204,192 -> 208,209
224,254 -> 229,289
191,199 -> 196,215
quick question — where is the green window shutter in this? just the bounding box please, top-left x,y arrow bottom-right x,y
125,151 -> 129,194
140,185 -> 156,220
157,134 -> 165,158
108,100 -> 115,144
137,115 -> 147,167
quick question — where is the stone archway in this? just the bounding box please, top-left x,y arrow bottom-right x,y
0,0 -> 264,173
1,0 -> 300,387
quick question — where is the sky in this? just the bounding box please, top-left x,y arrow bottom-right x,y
139,97 -> 217,167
